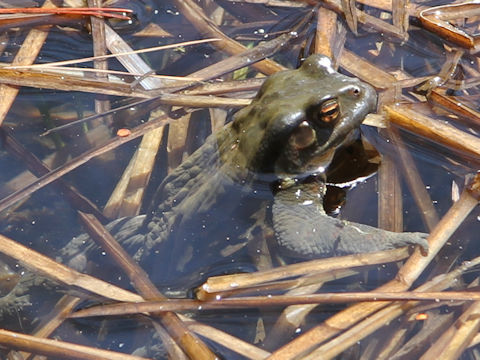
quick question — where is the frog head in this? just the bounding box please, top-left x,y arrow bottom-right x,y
223,54 -> 377,181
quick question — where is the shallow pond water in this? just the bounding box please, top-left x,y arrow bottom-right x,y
0,0 -> 479,359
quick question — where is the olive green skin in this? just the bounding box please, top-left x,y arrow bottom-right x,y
60,55 -> 427,285
219,54 -> 377,179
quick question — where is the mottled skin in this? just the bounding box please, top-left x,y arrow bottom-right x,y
62,54 -> 426,284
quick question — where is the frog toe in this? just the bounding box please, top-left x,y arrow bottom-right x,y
395,232 -> 429,255
411,232 -> 429,254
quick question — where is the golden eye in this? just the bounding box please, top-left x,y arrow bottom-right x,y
291,121 -> 316,149
319,99 -> 339,123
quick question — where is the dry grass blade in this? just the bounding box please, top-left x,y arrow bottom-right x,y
419,2 -> 480,49
29,65 -> 200,80
105,24 -> 176,90
340,49 -> 396,89
385,103 -> 480,161
102,23 -> 166,217
0,12 -> 51,20
104,126 -> 164,217
166,112 -> 191,172
77,213 -> 218,360
88,0 -> 112,134
392,0 -> 409,34
429,88 -> 480,126
268,174 -> 480,359
0,329 -> 150,360
0,66 -> 251,106
0,66 -> 147,97
0,128 -> 106,221
181,316 -> 271,360
388,126 -> 439,231
0,110 -> 174,213
158,24 -> 308,93
199,268 -> 359,301
301,258 -> 480,359
0,0 -> 56,127
164,20 -> 310,90
172,0 -> 286,75
377,146 -> 403,232
263,282 -> 324,350
70,291 -> 480,319
357,9 -> 409,40
355,0 -> 417,13
323,0 -> 408,40
315,7 -> 339,61
341,0 -> 358,34
5,38 -> 219,70
40,77 -> 261,136
421,300 -> 480,359
10,295 -> 82,360
0,7 -> 133,20
184,77 -> 264,95
0,233 -> 142,302
198,248 -> 409,297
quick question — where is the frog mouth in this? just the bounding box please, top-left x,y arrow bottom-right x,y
315,114 -> 359,155
273,146 -> 335,189
300,147 -> 336,176
273,172 -> 326,192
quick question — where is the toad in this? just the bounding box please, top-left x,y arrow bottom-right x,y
59,54 -> 427,287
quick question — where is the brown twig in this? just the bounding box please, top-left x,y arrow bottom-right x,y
385,103 -> 480,161
198,248 -> 410,297
71,290 -> 480,318
0,329 -> 149,360
0,7 -> 132,20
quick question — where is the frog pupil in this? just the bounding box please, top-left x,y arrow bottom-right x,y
319,99 -> 339,123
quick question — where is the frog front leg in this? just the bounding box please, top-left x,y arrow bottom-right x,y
272,182 -> 428,258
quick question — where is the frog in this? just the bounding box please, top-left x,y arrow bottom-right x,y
56,54 -> 427,287
1,55 -> 428,313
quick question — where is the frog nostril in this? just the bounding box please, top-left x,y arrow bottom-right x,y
349,86 -> 361,97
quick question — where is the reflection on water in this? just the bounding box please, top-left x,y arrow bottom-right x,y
0,0 -> 479,358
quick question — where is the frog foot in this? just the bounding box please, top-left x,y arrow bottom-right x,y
384,231 -> 429,255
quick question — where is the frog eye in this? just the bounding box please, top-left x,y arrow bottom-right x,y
319,99 -> 339,123
291,121 -> 316,149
